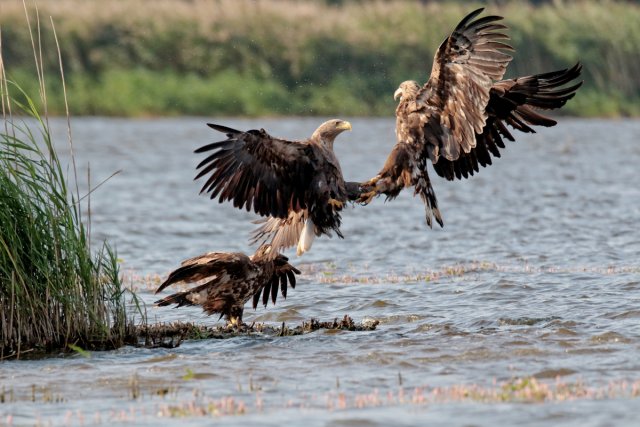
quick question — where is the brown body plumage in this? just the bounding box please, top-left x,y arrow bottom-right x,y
357,8 -> 582,227
195,119 -> 352,256
154,245 -> 300,326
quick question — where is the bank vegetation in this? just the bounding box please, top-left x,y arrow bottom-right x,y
1,0 -> 636,117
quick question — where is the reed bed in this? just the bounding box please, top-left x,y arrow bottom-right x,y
0,0 -> 637,116
0,8 -> 136,359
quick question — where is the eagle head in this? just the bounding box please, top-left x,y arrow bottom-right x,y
311,119 -> 352,147
394,81 -> 421,102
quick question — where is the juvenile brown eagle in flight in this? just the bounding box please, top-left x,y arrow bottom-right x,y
155,244 -> 300,326
195,119 -> 352,256
356,8 -> 582,227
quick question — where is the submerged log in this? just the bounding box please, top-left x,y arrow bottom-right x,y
135,315 -> 379,348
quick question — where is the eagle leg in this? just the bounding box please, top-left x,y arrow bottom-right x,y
225,306 -> 245,330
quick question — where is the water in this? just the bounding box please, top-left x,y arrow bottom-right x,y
2,117 -> 640,426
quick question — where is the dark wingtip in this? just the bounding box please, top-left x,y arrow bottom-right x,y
207,123 -> 240,135
194,140 -> 227,154
154,280 -> 170,294
456,8 -> 489,30
252,291 -> 260,310
466,7 -> 485,20
153,296 -> 171,306
573,62 -> 583,73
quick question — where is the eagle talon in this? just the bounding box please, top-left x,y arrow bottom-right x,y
328,198 -> 344,210
225,319 -> 246,332
356,176 -> 381,205
357,190 -> 378,205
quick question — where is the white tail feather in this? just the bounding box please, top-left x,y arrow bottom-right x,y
296,219 -> 316,256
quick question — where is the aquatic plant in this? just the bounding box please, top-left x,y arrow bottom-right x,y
6,376 -> 636,422
0,8 -> 135,358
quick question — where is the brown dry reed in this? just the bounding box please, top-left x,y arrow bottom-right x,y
0,3 -> 138,359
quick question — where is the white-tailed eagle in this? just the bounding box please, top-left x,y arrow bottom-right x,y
155,244 -> 300,326
356,8 -> 582,227
195,119 -> 352,256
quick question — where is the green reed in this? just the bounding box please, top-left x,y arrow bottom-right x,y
0,9 -> 136,359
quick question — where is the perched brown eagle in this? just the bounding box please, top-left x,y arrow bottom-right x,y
356,8 -> 582,227
195,119 -> 352,256
154,245 -> 300,326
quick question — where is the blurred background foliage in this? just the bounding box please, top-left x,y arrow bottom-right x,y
1,0 -> 637,117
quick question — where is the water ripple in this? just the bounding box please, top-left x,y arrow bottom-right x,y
2,118 -> 639,426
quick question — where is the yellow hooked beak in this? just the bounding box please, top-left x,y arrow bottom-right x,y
394,87 -> 403,101
337,121 -> 352,131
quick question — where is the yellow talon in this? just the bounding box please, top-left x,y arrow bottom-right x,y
357,189 -> 378,205
328,198 -> 344,209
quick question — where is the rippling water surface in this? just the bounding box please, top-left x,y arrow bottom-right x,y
2,117 -> 640,426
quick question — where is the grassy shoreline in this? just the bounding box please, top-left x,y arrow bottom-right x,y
1,0 -> 637,117
0,7 -> 142,358
0,83 -> 137,358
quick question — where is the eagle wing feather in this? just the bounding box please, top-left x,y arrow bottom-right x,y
155,252 -> 249,294
195,125 -> 315,219
418,8 -> 513,162
253,254 -> 301,309
432,63 -> 583,180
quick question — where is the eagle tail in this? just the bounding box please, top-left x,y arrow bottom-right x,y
250,211 -> 307,255
154,290 -> 195,308
155,282 -> 210,308
414,169 -> 443,228
296,218 -> 316,256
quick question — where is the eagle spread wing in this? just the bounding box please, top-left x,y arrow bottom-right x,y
417,8 -> 513,163
433,63 -> 583,180
195,124 -> 314,219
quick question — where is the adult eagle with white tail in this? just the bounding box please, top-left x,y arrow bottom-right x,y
155,244 -> 300,326
195,119 -> 352,256
356,8 -> 582,227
